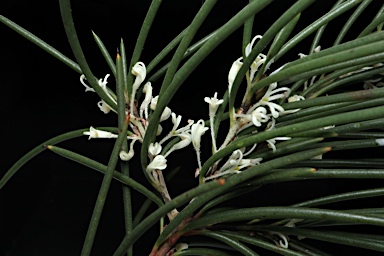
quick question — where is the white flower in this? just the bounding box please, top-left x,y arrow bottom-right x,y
131,62 -> 146,112
161,107 -> 172,122
149,142 -> 162,157
119,151 -> 132,161
313,45 -> 321,53
228,57 -> 243,93
191,119 -> 209,172
147,155 -> 167,171
149,95 -> 171,122
226,149 -> 244,170
157,124 -> 163,136
225,149 -> 262,171
265,119 -> 291,152
204,92 -> 224,117
163,133 -> 192,158
257,82 -> 290,118
245,35 -> 262,57
83,126 -> 118,140
288,95 -> 305,103
267,137 -> 291,152
150,95 -> 159,110
140,82 -> 153,119
171,112 -> 182,133
131,62 -> 146,92
205,92 -> 224,153
191,120 -> 209,150
160,113 -> 194,145
80,74 -> 117,114
80,75 -> 95,92
98,74 -> 110,90
119,139 -> 138,161
250,107 -> 270,127
236,106 -> 270,128
97,100 -> 112,114
249,53 -> 266,82
98,74 -> 117,103
245,35 -> 266,81
282,95 -> 306,115
298,53 -> 307,59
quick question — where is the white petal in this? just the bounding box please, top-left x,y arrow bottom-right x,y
149,142 -> 162,156
228,57 -> 243,93
147,155 -> 167,171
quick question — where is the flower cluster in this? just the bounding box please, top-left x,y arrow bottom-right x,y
79,33 -> 307,186
80,62 -> 212,186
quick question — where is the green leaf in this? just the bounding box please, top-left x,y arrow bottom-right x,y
46,145 -> 162,207
92,31 -> 116,76
0,15 -> 81,74
185,207 -> 384,231
113,180 -> 224,256
59,0 -> 117,111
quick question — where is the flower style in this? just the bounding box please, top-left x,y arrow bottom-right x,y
204,92 -> 224,117
147,155 -> 167,172
83,126 -> 118,140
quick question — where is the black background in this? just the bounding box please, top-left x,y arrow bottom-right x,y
1,1 -> 383,255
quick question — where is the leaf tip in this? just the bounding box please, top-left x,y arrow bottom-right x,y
44,145 -> 53,150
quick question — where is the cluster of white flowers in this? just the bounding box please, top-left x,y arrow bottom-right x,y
79,34 -> 309,184
79,62 -> 212,184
